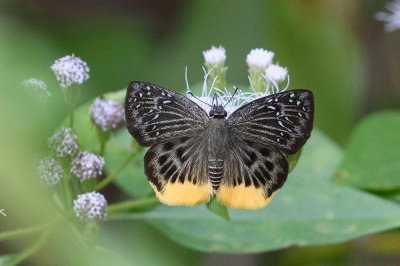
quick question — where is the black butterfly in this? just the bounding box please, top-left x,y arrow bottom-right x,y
125,81 -> 314,210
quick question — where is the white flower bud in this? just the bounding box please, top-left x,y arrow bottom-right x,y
203,46 -> 226,66
265,64 -> 288,84
376,0 -> 400,32
73,192 -> 107,223
21,78 -> 51,103
246,48 -> 274,72
51,54 -> 90,88
89,98 -> 125,132
70,151 -> 104,182
48,127 -> 79,158
37,156 -> 63,187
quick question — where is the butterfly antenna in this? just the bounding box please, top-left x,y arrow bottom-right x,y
223,86 -> 239,108
187,91 -> 212,107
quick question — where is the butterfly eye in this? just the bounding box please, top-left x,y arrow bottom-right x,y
223,110 -> 227,117
209,109 -> 214,117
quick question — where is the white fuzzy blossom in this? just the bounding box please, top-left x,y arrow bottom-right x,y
203,46 -> 226,66
37,156 -> 63,187
73,192 -> 107,223
70,151 -> 104,182
51,54 -> 90,88
265,64 -> 288,84
89,98 -> 125,131
376,0 -> 400,32
48,127 -> 79,157
246,48 -> 274,71
21,78 -> 51,102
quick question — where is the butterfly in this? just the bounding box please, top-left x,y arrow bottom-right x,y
125,81 -> 314,210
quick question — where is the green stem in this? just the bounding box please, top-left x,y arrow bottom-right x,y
99,140 -> 106,157
107,197 -> 159,214
0,221 -> 53,241
6,230 -> 50,265
64,173 -> 73,211
95,153 -> 136,191
69,103 -> 74,129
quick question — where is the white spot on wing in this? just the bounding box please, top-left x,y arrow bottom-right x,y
267,106 -> 276,110
153,114 -> 159,120
297,100 -> 300,105
163,100 -> 171,104
139,93 -> 143,97
146,86 -> 151,91
136,104 -> 141,108
162,92 -> 165,96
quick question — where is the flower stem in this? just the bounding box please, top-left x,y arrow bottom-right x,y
0,222 -> 52,241
5,230 -> 50,265
95,153 -> 136,191
107,196 -> 159,214
63,173 -> 73,211
69,104 -> 74,129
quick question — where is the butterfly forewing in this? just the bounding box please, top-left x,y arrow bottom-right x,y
228,90 -> 314,155
125,81 -> 209,146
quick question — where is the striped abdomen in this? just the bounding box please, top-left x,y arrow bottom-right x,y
208,158 -> 223,190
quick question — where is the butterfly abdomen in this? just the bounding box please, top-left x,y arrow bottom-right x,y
206,119 -> 231,190
208,158 -> 223,190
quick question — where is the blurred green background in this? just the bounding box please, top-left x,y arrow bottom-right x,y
1,0 -> 400,265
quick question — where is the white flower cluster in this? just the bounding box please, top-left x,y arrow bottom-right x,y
21,78 -> 51,103
48,127 -> 79,157
187,46 -> 290,117
246,48 -> 275,71
37,156 -> 64,187
246,48 -> 288,84
203,46 -> 226,66
51,54 -> 90,88
376,0 -> 400,32
70,151 -> 104,182
73,191 -> 107,223
89,98 -> 125,132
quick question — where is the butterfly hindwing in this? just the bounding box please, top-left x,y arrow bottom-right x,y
125,81 -> 209,146
228,90 -> 314,155
144,133 -> 212,206
216,136 -> 288,210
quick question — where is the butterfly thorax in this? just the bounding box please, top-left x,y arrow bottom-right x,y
206,117 -> 231,190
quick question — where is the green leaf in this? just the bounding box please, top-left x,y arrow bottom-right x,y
110,130 -> 400,253
206,196 -> 230,221
334,111 -> 400,190
89,246 -> 131,266
287,148 -> 303,173
98,221 -> 203,266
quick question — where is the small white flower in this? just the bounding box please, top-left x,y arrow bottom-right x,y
73,191 -> 107,223
376,0 -> 400,32
21,78 -> 51,103
265,64 -> 288,84
51,54 -> 90,88
89,98 -> 125,132
203,45 -> 226,66
37,156 -> 63,187
246,48 -> 274,71
48,127 -> 79,157
70,151 -> 104,182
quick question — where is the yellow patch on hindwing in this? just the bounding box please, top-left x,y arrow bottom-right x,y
150,181 -> 212,206
216,183 -> 279,210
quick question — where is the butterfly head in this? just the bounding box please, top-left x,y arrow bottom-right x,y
209,94 -> 227,119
